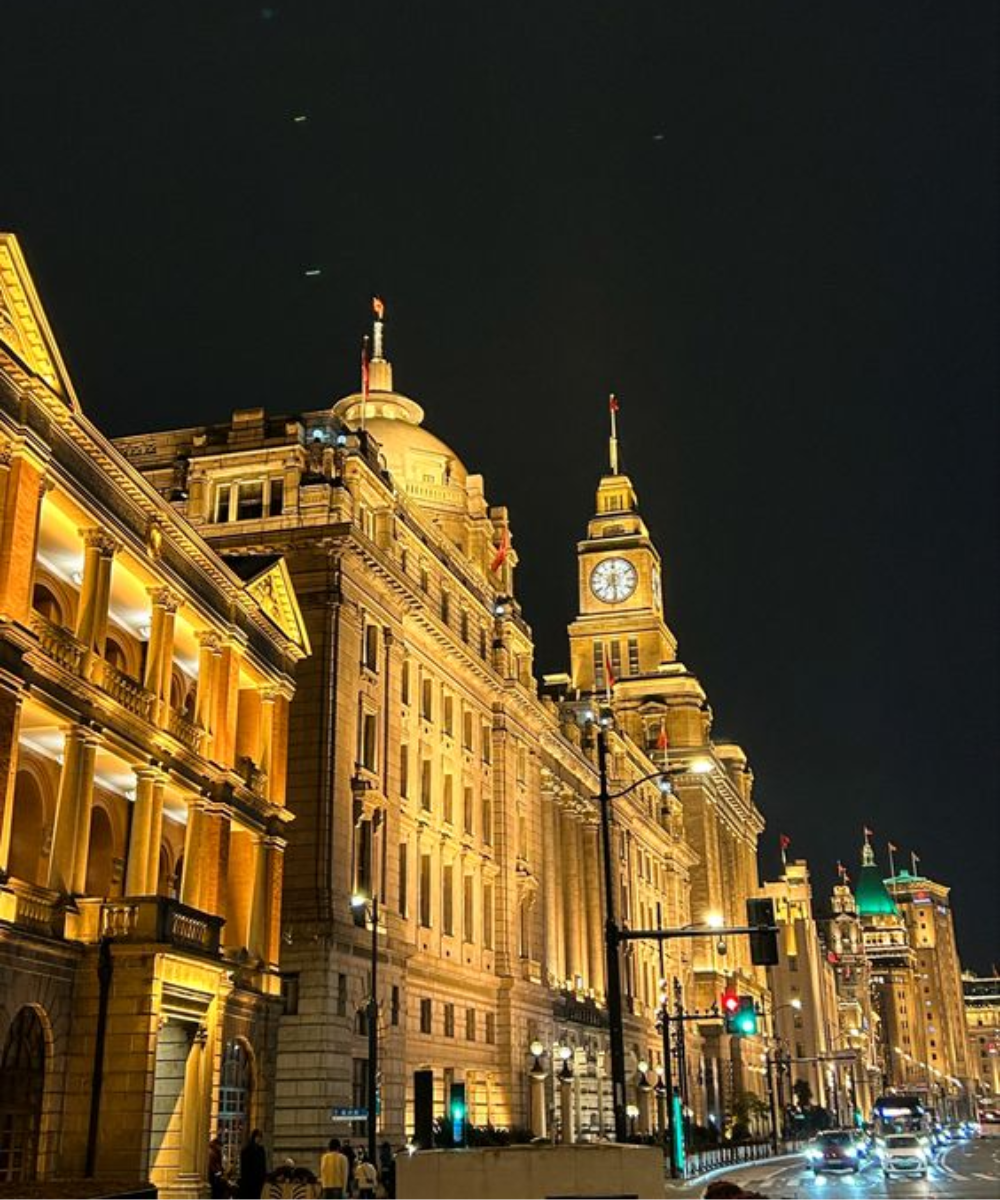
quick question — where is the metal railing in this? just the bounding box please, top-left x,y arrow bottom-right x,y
683,1138 -> 797,1179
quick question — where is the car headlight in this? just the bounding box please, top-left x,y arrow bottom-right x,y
844,1148 -> 857,1159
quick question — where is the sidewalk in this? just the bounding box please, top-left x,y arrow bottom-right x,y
663,1150 -> 806,1196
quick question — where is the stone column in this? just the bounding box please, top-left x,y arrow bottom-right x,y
248,829 -> 281,964
194,632 -> 221,752
126,767 -> 166,895
180,799 -> 208,910
144,587 -> 180,724
541,789 -> 560,986
0,445 -> 50,625
561,804 -> 583,985
550,794 -> 566,985
582,818 -> 606,998
529,1066 -> 548,1139
46,725 -> 100,894
0,687 -> 24,872
258,689 -> 277,797
75,529 -> 119,662
559,1069 -> 574,1144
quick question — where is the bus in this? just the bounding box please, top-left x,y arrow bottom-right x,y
872,1095 -> 931,1138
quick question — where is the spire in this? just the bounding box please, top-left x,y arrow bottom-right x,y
855,838 -> 899,916
608,393 -> 620,475
369,296 -> 392,391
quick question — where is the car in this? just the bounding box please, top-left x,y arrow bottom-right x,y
881,1133 -> 931,1179
807,1130 -> 863,1173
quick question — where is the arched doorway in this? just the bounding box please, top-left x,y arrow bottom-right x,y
7,773 -> 45,884
31,584 -> 62,625
218,1040 -> 253,1176
84,806 -> 115,897
0,1007 -> 46,1183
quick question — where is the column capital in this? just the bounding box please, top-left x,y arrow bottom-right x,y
196,629 -> 224,653
148,585 -> 182,614
80,527 -> 121,555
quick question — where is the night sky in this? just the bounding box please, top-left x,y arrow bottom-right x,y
4,3 -> 997,969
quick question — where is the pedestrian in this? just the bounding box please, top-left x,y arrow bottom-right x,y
377,1142 -> 395,1199
319,1137 -> 350,1199
341,1142 -> 356,1195
208,1136 -> 230,1199
237,1129 -> 267,1199
353,1151 -> 378,1200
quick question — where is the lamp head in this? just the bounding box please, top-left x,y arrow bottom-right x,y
689,757 -> 715,775
530,1040 -> 545,1058
350,893 -> 367,910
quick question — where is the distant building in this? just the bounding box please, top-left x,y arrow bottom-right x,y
963,973 -> 1000,1107
0,234 -> 307,1192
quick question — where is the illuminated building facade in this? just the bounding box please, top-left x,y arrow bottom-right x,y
0,235 -> 308,1195
886,869 -> 975,1117
963,973 -> 1000,1108
122,309 -> 765,1153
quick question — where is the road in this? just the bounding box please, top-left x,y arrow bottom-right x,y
665,1135 -> 1000,1198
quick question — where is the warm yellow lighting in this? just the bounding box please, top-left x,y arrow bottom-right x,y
689,757 -> 715,775
530,1040 -> 544,1058
790,998 -> 803,1011
558,1045 -> 573,1061
706,912 -> 725,929
638,1060 -> 649,1074
351,893 -> 367,909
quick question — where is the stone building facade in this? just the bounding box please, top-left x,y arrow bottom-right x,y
0,234 -> 307,1194
120,308 -> 768,1154
963,973 -> 1000,1109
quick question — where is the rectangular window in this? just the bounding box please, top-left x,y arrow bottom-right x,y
627,637 -> 640,676
441,592 -> 451,625
421,760 -> 432,811
268,477 -> 284,516
352,1057 -> 369,1111
518,810 -> 527,859
420,997 -> 432,1034
444,1002 -> 455,1038
337,973 -> 348,1017
214,484 -> 231,523
517,744 -> 527,782
443,864 -> 454,936
443,694 -> 454,737
360,710 -> 378,772
421,677 -> 433,721
610,639 -> 623,679
236,480 -> 264,521
400,743 -> 409,799
485,1012 -> 496,1044
483,882 -> 494,950
466,1008 -> 476,1041
401,659 -> 411,705
419,853 -> 432,928
391,985 -> 400,1027
364,624 -> 379,671
482,723 -> 492,764
479,628 -> 488,659
460,610 -> 469,642
398,842 -> 408,917
593,641 -> 605,690
463,710 -> 474,751
354,820 -> 373,900
463,786 -> 474,836
482,793 -> 492,846
443,773 -> 454,824
281,972 -> 300,1015
420,566 -> 429,592
463,875 -> 475,943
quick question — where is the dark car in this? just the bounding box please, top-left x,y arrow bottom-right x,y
807,1130 -> 863,1173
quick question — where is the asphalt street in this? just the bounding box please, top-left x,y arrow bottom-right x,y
666,1135 -> 1000,1198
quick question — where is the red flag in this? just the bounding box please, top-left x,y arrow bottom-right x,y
887,841 -> 898,853
609,393 -> 620,414
656,718 -> 668,751
779,834 -> 791,852
490,526 -> 509,573
361,335 -> 370,400
863,825 -> 874,838
373,295 -> 385,320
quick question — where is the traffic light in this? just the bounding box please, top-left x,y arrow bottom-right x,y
733,996 -> 758,1037
721,989 -> 740,1031
449,1082 -> 467,1146
746,898 -> 779,966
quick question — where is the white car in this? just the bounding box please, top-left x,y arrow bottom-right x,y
881,1133 -> 930,1179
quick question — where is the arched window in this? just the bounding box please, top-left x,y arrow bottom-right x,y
218,1040 -> 253,1175
31,584 -> 62,626
7,773 -> 45,885
156,846 -> 172,897
0,1007 -> 46,1182
84,807 -> 115,897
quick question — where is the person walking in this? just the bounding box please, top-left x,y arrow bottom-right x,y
353,1151 -> 378,1200
208,1137 -> 230,1199
341,1142 -> 356,1196
377,1143 -> 395,1199
237,1129 -> 267,1198
319,1138 -> 350,1199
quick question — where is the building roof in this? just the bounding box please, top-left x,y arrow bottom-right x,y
855,843 -> 899,916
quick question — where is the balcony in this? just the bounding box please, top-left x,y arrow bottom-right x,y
29,612 -> 86,676
98,660 -> 156,721
168,706 -> 205,753
70,896 -> 223,958
0,877 -> 62,937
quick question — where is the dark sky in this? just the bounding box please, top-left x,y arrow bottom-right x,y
4,2 -> 997,969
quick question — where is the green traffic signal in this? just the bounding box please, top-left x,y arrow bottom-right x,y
733,996 -> 758,1037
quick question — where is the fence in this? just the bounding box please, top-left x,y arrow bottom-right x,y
682,1138 -> 803,1179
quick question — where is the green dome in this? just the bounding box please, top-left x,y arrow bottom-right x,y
855,844 -> 898,916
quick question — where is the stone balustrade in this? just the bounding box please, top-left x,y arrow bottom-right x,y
69,895 -> 223,957
29,612 -> 86,675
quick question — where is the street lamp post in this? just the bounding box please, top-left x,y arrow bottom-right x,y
763,999 -> 801,1155
352,891 -> 380,1164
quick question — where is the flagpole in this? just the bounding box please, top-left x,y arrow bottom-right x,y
609,394 -> 619,475
360,334 -> 370,433
911,851 -> 920,877
887,842 -> 897,880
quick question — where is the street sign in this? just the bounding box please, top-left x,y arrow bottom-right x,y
330,1102 -> 381,1121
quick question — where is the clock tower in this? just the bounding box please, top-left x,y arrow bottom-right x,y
568,422 -> 678,693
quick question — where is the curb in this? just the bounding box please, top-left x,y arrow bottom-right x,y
665,1150 -> 806,1190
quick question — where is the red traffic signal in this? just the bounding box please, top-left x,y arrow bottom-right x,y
721,989 -> 739,1016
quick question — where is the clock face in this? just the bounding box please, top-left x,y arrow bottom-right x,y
590,557 -> 638,604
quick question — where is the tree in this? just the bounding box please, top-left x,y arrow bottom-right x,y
792,1079 -> 813,1109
